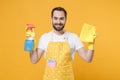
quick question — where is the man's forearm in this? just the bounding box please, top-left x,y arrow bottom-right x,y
30,50 -> 38,64
77,47 -> 94,63
86,50 -> 94,62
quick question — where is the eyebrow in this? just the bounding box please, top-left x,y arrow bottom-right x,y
53,16 -> 65,19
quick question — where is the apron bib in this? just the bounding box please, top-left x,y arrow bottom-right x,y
43,35 -> 74,80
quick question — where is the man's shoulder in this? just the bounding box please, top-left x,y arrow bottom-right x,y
40,31 -> 52,39
66,31 -> 78,37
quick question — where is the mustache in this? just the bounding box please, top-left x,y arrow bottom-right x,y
54,23 -> 63,25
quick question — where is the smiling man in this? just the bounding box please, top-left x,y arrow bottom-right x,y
28,7 -> 95,80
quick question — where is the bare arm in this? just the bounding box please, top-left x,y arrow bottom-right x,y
30,48 -> 44,64
77,47 -> 94,63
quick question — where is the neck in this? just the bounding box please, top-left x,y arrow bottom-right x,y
53,30 -> 65,35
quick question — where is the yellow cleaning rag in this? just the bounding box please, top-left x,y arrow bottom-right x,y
80,23 -> 97,42
80,23 -> 97,50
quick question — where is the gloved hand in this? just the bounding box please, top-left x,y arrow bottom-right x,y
25,24 -> 35,39
24,24 -> 35,52
80,23 -> 97,50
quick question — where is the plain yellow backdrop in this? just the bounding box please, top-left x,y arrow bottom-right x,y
0,0 -> 120,80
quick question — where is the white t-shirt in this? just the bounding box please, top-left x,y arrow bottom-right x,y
38,30 -> 84,60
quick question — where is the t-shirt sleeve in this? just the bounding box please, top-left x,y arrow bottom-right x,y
37,35 -> 45,51
74,34 -> 84,51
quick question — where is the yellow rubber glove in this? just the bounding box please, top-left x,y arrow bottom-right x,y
26,28 -> 35,39
80,23 -> 97,50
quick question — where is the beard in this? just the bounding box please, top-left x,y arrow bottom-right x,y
52,23 -> 65,31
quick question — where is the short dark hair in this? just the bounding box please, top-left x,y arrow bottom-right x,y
51,7 -> 67,18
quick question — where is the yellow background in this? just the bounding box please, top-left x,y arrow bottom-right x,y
0,0 -> 120,80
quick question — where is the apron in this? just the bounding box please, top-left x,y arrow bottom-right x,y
43,34 -> 74,80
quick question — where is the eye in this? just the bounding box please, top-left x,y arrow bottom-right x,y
60,17 -> 64,20
53,17 -> 58,20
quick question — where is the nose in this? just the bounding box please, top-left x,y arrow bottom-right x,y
57,19 -> 61,24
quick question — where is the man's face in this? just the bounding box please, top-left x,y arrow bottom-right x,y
52,10 -> 66,31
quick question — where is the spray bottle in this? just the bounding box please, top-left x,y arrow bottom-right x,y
24,24 -> 35,52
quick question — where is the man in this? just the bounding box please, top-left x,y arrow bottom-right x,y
29,7 -> 95,80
